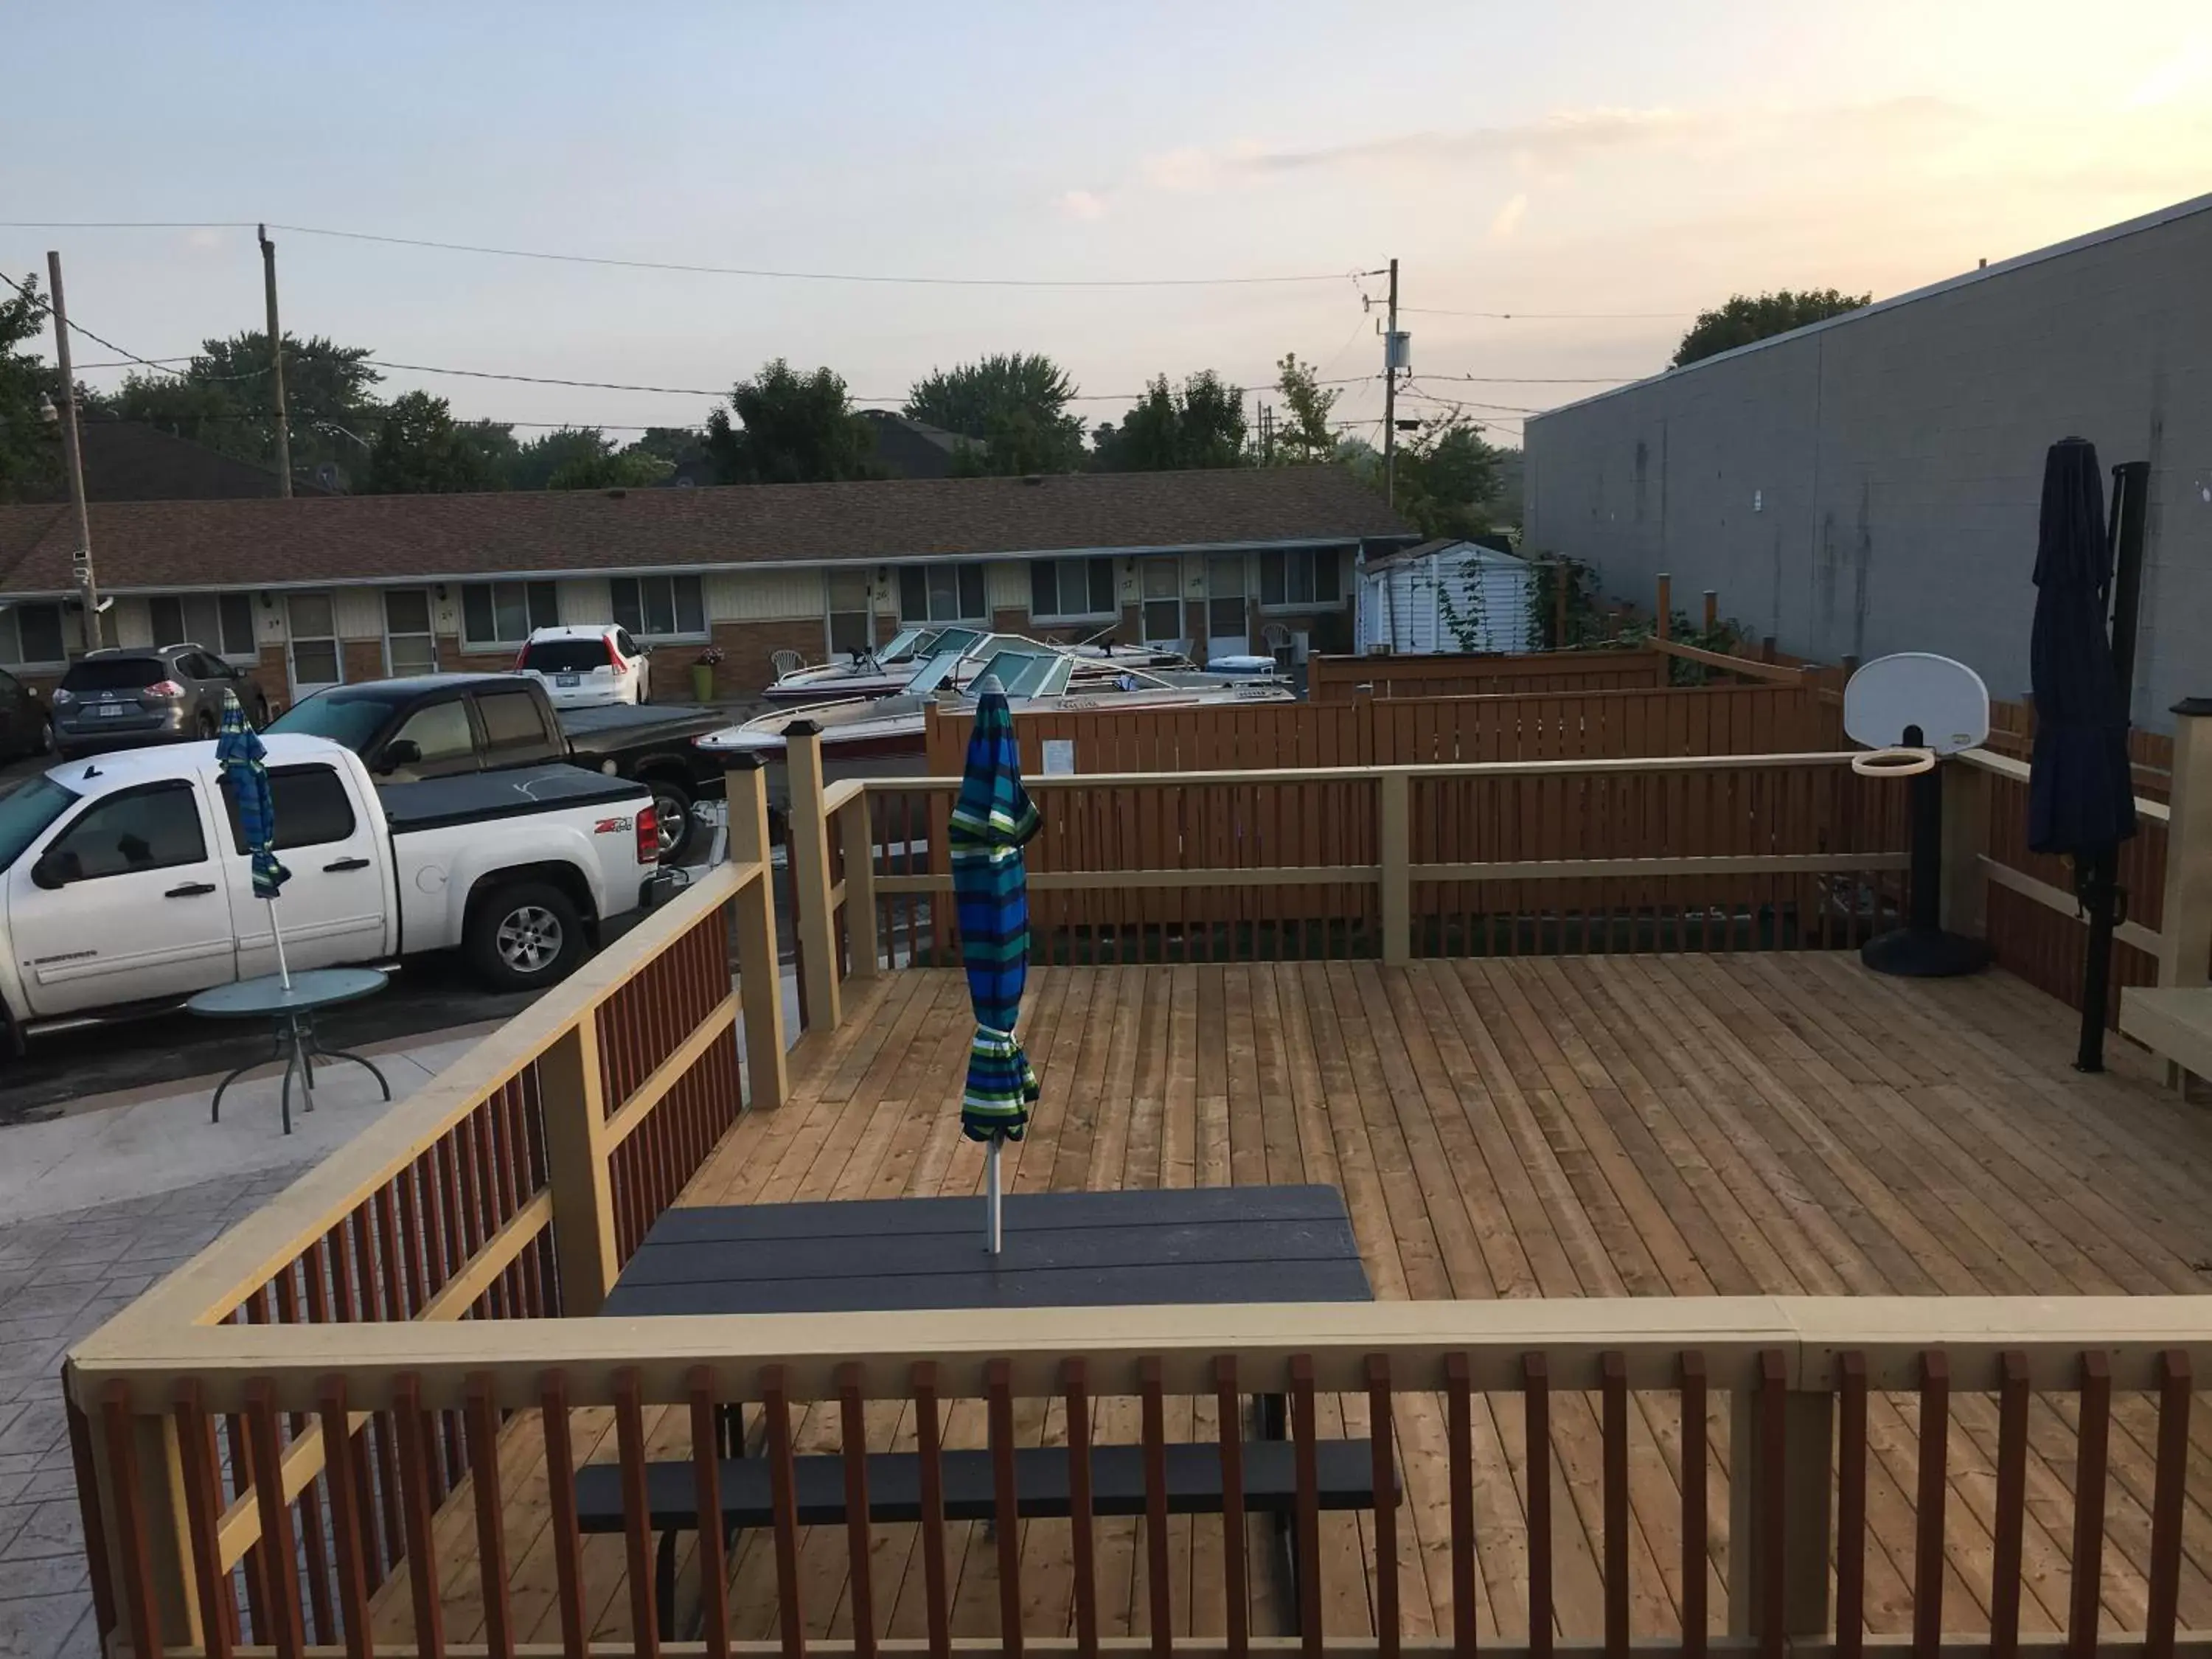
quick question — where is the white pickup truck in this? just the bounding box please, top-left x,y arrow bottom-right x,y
0,735 -> 672,1043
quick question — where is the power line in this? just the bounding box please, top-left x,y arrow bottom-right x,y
1399,304 -> 1697,319
2,218 -> 1362,289
0,271 -> 267,382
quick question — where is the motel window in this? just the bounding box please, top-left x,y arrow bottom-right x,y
460,581 -> 560,647
1,602 -> 68,667
611,574 -> 706,640
1029,557 -> 1116,621
1259,549 -> 1342,608
149,593 -> 257,658
897,563 -> 987,625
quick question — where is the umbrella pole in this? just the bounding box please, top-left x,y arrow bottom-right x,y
267,898 -> 293,992
986,1138 -> 1003,1254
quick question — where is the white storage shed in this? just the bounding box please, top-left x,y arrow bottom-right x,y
1355,539 -> 1540,655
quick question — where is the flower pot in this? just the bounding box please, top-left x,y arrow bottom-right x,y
691,664 -> 716,703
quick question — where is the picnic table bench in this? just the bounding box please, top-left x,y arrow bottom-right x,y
583,1186 -> 1382,1638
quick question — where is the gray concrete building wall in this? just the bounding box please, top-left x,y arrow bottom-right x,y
1524,194 -> 2212,728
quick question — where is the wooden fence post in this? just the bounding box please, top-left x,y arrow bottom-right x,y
1703,589 -> 1718,636
1728,1377 -> 1832,1640
1378,770 -> 1411,965
1552,559 -> 1570,648
538,1017 -> 615,1315
784,720 -> 842,1033
83,1380 -> 200,1649
2160,698 -> 2212,993
841,790 -> 880,980
723,756 -> 789,1112
1655,573 -> 1672,641
1941,760 -> 1990,941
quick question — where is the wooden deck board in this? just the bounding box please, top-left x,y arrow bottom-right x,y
372,954 -> 2212,1648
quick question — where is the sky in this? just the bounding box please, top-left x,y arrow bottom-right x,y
4,1 -> 2209,452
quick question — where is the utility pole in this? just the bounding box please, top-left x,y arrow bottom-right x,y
1382,256 -> 1400,506
259,224 -> 292,495
43,251 -> 99,652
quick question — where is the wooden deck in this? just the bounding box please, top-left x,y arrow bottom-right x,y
373,954 -> 2212,1648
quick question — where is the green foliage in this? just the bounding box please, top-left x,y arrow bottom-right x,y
1391,414 -> 1506,540
0,272 -> 60,503
362,392 -> 502,494
1436,557 -> 1492,653
905,353 -> 1086,474
703,359 -> 880,485
1672,289 -> 1871,367
1272,352 -> 1338,463
1531,554 -> 1603,649
546,448 -> 675,490
102,330 -> 383,479
1093,371 -> 1248,472
505,427 -> 613,491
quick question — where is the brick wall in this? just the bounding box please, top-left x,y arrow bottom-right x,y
709,619 -> 830,698
990,607 -> 1029,636
256,644 -> 291,712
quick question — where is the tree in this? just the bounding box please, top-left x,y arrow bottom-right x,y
904,353 -> 1086,474
1092,371 -> 1248,471
1672,289 -> 1870,367
504,426 -> 613,491
363,392 -> 503,494
1385,411 -> 1506,541
703,359 -> 879,485
104,330 -> 383,478
1273,352 -> 1338,463
547,448 -> 675,490
0,272 -> 60,503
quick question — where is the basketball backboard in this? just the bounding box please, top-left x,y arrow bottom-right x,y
1843,653 -> 1990,756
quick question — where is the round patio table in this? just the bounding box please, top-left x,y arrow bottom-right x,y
187,967 -> 393,1135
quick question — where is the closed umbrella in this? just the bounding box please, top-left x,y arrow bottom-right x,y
2026,437 -> 2138,1070
950,676 -> 1040,1253
215,689 -> 294,989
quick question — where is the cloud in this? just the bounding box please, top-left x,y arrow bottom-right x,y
1489,192 -> 1528,240
1058,189 -> 1108,221
1141,147 -> 1218,192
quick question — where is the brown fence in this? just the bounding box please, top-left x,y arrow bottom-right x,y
925,681 -> 1838,776
846,751 -> 1911,967
1307,645 -> 1669,701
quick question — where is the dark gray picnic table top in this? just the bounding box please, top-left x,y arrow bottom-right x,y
600,1183 -> 1372,1318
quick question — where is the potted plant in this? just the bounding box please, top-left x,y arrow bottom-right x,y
691,644 -> 725,704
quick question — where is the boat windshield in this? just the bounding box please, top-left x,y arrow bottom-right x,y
931,627 -> 984,657
970,650 -> 1071,699
904,648 -> 971,698
878,627 -> 934,661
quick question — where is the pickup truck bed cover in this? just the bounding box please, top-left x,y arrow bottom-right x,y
561,703 -> 723,745
377,763 -> 646,832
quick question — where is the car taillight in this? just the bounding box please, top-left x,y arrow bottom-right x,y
146,680 -> 186,698
635,804 -> 658,863
512,647 -> 528,670
605,636 -> 622,668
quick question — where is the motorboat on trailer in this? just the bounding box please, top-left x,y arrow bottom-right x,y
701,643 -> 1294,762
759,625 -> 1195,706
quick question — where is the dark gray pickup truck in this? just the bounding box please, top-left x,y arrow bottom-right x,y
267,674 -> 727,861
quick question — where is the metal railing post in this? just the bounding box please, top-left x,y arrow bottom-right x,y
784,720 -> 843,1032
723,756 -> 789,1111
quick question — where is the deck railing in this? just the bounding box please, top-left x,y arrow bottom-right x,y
800,744 -> 1914,973
64,1292 -> 2212,1658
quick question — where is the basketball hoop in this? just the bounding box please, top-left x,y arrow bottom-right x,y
1850,746 -> 1936,778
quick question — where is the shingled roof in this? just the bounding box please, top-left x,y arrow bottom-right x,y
0,466 -> 1408,594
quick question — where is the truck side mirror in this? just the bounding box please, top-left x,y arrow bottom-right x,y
375,739 -> 422,774
31,849 -> 75,889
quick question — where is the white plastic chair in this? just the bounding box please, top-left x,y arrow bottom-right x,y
769,649 -> 807,681
1262,622 -> 1294,669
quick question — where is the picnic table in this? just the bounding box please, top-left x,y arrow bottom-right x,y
589,1183 -> 1379,1637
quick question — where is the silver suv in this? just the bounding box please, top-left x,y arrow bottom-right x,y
52,644 -> 272,759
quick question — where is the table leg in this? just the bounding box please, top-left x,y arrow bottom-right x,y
1257,1391 -> 1297,1631
210,1029 -> 287,1124
295,1014 -> 318,1114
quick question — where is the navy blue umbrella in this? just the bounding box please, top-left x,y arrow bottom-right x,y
2025,437 -> 2138,1071
2027,438 -> 2138,856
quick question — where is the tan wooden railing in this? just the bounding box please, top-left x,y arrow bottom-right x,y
63,1293 -> 2212,1658
1307,647 -> 1671,701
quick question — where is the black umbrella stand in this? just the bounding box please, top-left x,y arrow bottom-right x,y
2071,459 -> 2150,1071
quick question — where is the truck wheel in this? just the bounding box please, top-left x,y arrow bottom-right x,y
467,881 -> 586,990
646,778 -> 694,863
